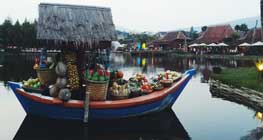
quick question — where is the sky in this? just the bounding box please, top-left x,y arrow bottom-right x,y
0,0 -> 261,32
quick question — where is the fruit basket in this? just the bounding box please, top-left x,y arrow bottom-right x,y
36,68 -> 57,86
86,80 -> 109,101
151,83 -> 164,91
140,84 -> 153,94
22,78 -> 43,94
110,80 -> 130,100
160,79 -> 173,87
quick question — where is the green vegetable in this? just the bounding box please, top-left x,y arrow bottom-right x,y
33,84 -> 38,89
93,72 -> 99,76
99,76 -> 106,81
87,75 -> 92,80
92,76 -> 98,81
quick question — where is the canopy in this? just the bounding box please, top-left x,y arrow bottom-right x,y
207,43 -> 217,47
199,43 -> 207,46
217,43 -> 229,47
189,43 -> 199,47
251,41 -> 263,47
37,3 -> 116,49
238,42 -> 251,47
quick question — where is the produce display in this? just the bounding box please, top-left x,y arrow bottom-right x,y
65,52 -> 80,90
140,83 -> 153,94
151,82 -> 164,91
23,46 -> 184,102
135,73 -> 147,82
128,73 -> 153,96
55,62 -> 67,77
160,79 -> 173,87
49,61 -> 72,101
158,70 -> 182,81
58,88 -> 72,101
110,80 -> 130,98
85,69 -> 110,82
22,78 -> 41,89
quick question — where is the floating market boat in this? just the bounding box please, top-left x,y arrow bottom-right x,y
8,69 -> 195,120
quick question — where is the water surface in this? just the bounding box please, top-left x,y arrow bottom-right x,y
0,52 -> 262,140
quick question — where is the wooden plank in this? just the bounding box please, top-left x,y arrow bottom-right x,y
83,91 -> 90,123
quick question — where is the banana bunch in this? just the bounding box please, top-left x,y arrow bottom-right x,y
65,52 -> 80,90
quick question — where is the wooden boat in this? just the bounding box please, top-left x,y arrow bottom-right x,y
13,109 -> 190,140
8,69 -> 196,120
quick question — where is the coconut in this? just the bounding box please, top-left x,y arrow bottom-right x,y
58,88 -> 71,101
56,77 -> 67,88
49,85 -> 59,97
55,62 -> 67,76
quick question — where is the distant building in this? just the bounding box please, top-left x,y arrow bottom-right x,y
194,24 -> 234,44
155,32 -> 168,39
116,30 -> 129,41
238,28 -> 263,43
153,31 -> 191,49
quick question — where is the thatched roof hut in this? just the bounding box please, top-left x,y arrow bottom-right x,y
37,3 -> 116,49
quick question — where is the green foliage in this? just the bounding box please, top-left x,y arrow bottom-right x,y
0,18 -> 37,48
231,32 -> 240,40
234,25 -> 240,31
211,67 -> 263,92
240,24 -> 249,32
234,23 -> 248,32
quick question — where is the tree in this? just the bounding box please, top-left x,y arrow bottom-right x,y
21,19 -> 36,48
201,26 -> 207,32
13,20 -> 22,47
234,25 -> 240,31
0,18 -> 38,49
1,19 -> 13,46
240,24 -> 248,32
231,32 -> 240,41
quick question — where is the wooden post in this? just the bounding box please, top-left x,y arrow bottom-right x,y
84,91 -> 90,123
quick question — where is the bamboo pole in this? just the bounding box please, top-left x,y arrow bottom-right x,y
84,90 -> 90,123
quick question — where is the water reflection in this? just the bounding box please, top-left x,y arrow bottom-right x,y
0,52 -> 255,85
241,112 -> 263,140
14,109 -> 190,140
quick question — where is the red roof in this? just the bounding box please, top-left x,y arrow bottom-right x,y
195,24 -> 234,44
161,31 -> 191,41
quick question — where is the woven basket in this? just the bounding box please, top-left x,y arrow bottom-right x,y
36,68 -> 57,86
86,80 -> 109,101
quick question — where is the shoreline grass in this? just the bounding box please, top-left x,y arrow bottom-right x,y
211,67 -> 263,93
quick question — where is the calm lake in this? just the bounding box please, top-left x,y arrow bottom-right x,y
0,52 -> 262,140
